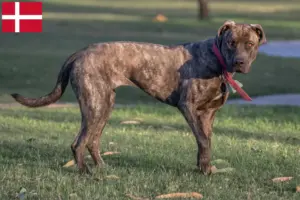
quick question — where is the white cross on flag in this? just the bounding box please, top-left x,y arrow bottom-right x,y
1,1 -> 43,33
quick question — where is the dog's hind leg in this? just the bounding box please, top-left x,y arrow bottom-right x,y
70,74 -> 115,174
87,91 -> 115,168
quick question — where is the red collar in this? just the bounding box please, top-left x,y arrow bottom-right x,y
212,43 -> 252,101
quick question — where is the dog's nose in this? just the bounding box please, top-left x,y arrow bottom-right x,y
235,59 -> 244,65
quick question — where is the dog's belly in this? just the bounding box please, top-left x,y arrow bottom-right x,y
129,66 -> 181,102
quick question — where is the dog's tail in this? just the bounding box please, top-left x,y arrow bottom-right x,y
11,52 -> 78,108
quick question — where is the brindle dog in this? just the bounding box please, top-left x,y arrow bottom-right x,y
11,20 -> 266,174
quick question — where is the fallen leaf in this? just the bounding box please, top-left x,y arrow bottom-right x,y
69,193 -> 80,200
16,187 -> 27,200
120,120 -> 141,125
155,192 -> 203,199
102,151 -> 120,156
63,152 -> 119,168
296,186 -> 300,192
211,165 -> 218,174
211,159 -> 230,168
272,177 -> 293,183
152,14 -> 168,22
106,175 -> 120,180
125,193 -> 150,200
63,160 -> 75,168
214,167 -> 235,173
247,189 -> 251,200
211,166 -> 235,174
212,159 -> 229,164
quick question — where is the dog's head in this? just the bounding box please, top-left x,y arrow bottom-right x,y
216,20 -> 266,74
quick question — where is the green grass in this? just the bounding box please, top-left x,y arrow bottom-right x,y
0,104 -> 300,199
1,0 -> 300,103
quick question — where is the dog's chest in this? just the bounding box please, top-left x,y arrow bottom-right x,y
188,78 -> 229,109
207,82 -> 229,108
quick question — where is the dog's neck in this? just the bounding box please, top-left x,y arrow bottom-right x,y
188,38 -> 225,79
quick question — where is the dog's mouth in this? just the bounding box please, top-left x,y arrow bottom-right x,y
234,65 -> 250,74
235,68 -> 243,73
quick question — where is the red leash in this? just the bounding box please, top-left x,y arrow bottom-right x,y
212,43 -> 252,101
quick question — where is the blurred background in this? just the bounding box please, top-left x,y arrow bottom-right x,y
1,0 -> 300,104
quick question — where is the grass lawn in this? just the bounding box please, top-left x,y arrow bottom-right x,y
1,0 -> 300,103
0,104 -> 300,199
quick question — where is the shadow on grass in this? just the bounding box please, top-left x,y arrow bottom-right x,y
1,106 -> 300,146
0,140 -> 70,166
0,139 -> 192,175
104,153 -> 191,174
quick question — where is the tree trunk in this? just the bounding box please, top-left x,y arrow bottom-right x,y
198,0 -> 209,20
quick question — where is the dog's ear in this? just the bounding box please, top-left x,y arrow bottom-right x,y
218,20 -> 236,36
250,24 -> 267,45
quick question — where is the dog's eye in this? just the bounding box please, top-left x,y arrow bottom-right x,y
228,40 -> 236,47
247,42 -> 254,47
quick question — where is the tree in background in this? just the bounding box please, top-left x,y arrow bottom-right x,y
198,0 -> 209,20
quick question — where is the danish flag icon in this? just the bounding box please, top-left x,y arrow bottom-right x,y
1,1 -> 43,33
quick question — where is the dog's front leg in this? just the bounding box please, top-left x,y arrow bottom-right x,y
178,104 -> 216,175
